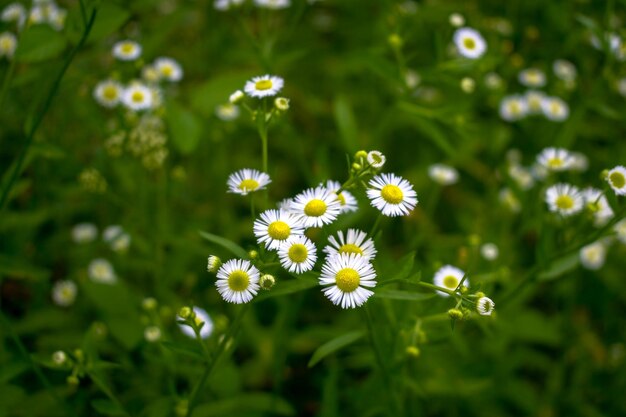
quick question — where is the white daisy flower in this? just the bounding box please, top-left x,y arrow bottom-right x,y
144,326 -> 162,342
553,59 -> 577,82
154,57 -> 183,82
366,173 -> 418,217
582,188 -> 614,226
367,151 -> 386,169
1,3 -> 26,26
319,253 -> 377,309
88,258 -> 117,284
229,90 -> 245,104
227,168 -> 271,195
48,6 -> 66,31
215,259 -> 260,304
524,90 -> 546,115
324,229 -> 377,261
428,163 -> 459,186
93,79 -> 122,108
278,235 -> 317,274
290,186 -> 342,228
71,223 -> 98,243
215,103 -> 240,121
28,6 -> 45,24
613,219 -> 626,244
499,95 -> 528,121
112,40 -> 142,61
545,183 -> 584,216
579,241 -> 607,270
541,96 -> 569,122
453,27 -> 487,59
617,78 -> 626,97
480,243 -> 499,261
570,152 -> 589,172
122,83 -> 153,111
433,265 -> 467,297
324,180 -> 358,213
52,280 -> 77,307
476,296 -> 495,316
405,70 -> 421,89
103,225 -> 124,242
244,74 -> 284,98
606,166 -> 626,196
253,209 -> 305,250
448,13 -> 465,27
518,68 -> 546,88
254,0 -> 291,9
111,233 -> 131,253
536,147 -> 575,172
178,306 -> 214,338
0,32 -> 17,59
484,72 -> 503,90
214,0 -> 245,10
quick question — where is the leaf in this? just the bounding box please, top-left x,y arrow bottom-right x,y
0,361 -> 29,384
16,25 -> 67,63
308,330 -> 365,368
333,95 -> 359,152
198,231 -> 248,259
255,278 -> 318,302
166,101 -> 203,154
160,341 -> 205,361
91,399 -> 126,416
0,255 -> 50,281
86,3 -> 131,43
537,253 -> 579,281
374,290 -> 435,301
390,252 -> 415,281
191,393 -> 295,417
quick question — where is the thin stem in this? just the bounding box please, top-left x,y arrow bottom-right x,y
89,372 -> 132,417
369,215 -> 384,238
417,281 -> 456,296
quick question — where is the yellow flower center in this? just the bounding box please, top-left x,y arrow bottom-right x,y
335,268 -> 360,292
103,86 -> 118,100
443,275 -> 458,289
550,102 -> 561,115
227,270 -> 249,291
304,199 -> 327,217
547,158 -> 563,169
381,185 -> 403,204
510,102 -> 521,115
121,43 -> 134,54
463,37 -> 476,50
288,244 -> 308,263
555,195 -> 574,210
131,91 -> 144,103
610,171 -> 625,189
338,243 -> 363,256
161,65 -> 173,76
268,221 -> 290,240
238,179 -> 259,192
255,79 -> 273,90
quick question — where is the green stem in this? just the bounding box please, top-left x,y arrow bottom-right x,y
89,372 -> 132,417
0,8 -> 98,213
369,214 -> 384,238
417,281 -> 456,297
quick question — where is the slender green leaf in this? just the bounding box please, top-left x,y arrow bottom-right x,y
160,341 -> 205,361
16,26 -> 67,62
198,231 -> 248,259
375,290 -> 435,301
333,95 -> 359,152
308,330 -> 365,368
537,253 -> 579,281
255,278 -> 318,302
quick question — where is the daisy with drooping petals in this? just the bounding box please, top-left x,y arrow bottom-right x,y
93,80 -> 123,108
122,83 -> 153,111
319,253 -> 377,309
178,307 -> 214,338
324,180 -> 358,213
215,259 -> 260,304
367,151 -> 386,169
253,209 -> 305,250
154,57 -> 183,82
476,296 -> 495,316
278,235 -> 317,274
244,74 -> 284,98
537,147 -> 575,172
112,40 -> 142,61
227,169 -> 271,195
324,229 -> 377,261
367,173 -> 418,217
453,27 -> 487,59
606,166 -> 626,196
290,186 -> 342,228
545,183 -> 583,216
433,265 -> 467,297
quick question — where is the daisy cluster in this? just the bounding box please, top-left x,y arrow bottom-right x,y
1,0 -> 66,32
215,74 -> 289,122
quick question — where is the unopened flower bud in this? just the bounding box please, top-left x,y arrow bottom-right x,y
274,97 -> 290,111
229,90 -> 244,104
207,255 -> 222,273
406,346 -> 420,357
52,351 -> 67,365
448,308 -> 464,320
142,297 -> 157,311
260,274 -> 276,290
178,306 -> 192,319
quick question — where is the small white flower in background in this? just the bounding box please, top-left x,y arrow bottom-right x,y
460,77 -> 475,93
570,152 -> 589,172
579,241 -> 608,270
229,90 -> 245,104
582,188 -> 614,226
0,32 -> 17,59
453,27 -> 487,59
508,165 -> 534,190
545,183 -> 583,217
499,187 -> 521,212
476,296 -> 495,316
278,235 -> 318,274
215,259 -> 260,304
72,223 -> 98,244
518,68 -> 546,88
290,186 -> 342,228
480,243 -> 499,261
88,258 -> 117,284
405,70 -> 421,89
254,0 -> 291,9
319,253 -> 377,309
428,163 -> 459,186
499,95 -> 528,121
1,3 -> 26,26
553,59 -> 577,82
448,13 -> 465,27
215,103 -> 240,121
606,166 -> 626,196
144,326 -> 162,342
103,225 -> 124,242
367,173 -> 418,217
214,0 -> 245,11
367,151 -> 386,169
530,163 -> 549,181
112,40 -> 142,61
541,96 -> 569,122
142,65 -> 160,83
178,307 -> 214,338
48,6 -> 66,31
617,78 -> 626,97
484,72 -> 503,90
244,74 -> 284,98
111,233 -> 131,253
253,209 -> 305,250
524,90 -> 546,115
274,97 -> 290,111
93,80 -> 123,108
536,147 -> 575,172
433,265 -> 467,297
28,6 -> 45,24
52,351 -> 67,365
52,280 -> 77,307
614,219 -> 626,245
207,255 -> 222,273
324,229 -> 377,261
227,168 -> 271,196
122,83 -> 154,111
154,57 -> 183,82
324,180 -> 358,213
